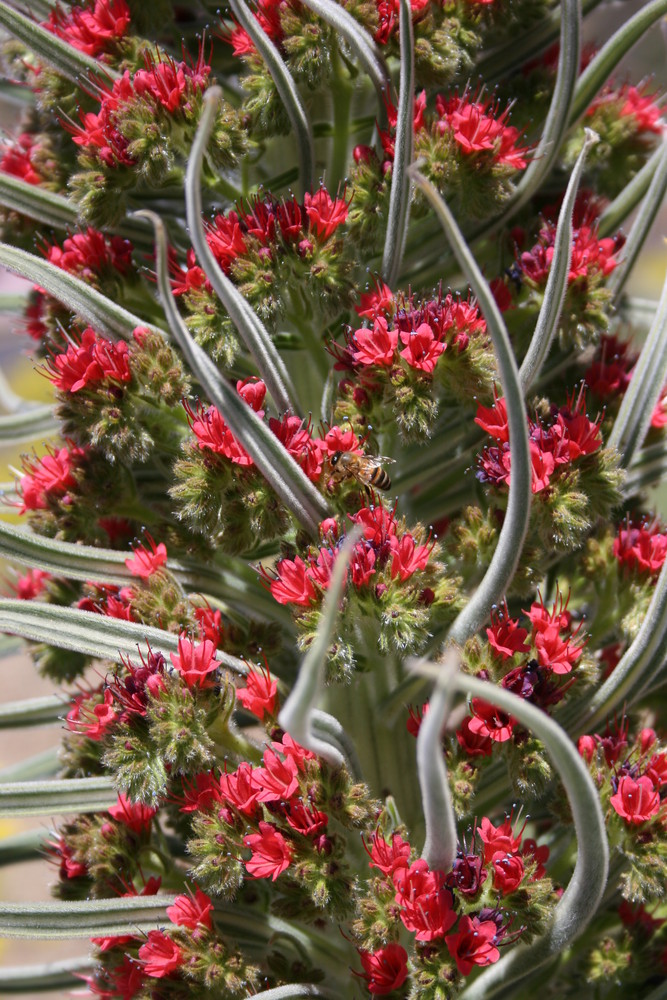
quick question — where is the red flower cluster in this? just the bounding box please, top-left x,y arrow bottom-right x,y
223,0 -> 284,58
372,0 -> 430,45
0,132 -> 44,185
614,518 -> 667,577
583,334 -> 667,432
476,392 -> 602,494
339,284 -> 485,377
78,582 -> 135,622
45,327 -> 131,393
265,507 -> 434,607
171,188 -> 349,289
43,0 -> 131,57
16,442 -> 84,514
361,822 -> 544,983
578,720 -> 666,826
456,593 -> 585,752
170,633 -> 221,689
68,51 -> 210,166
66,687 -> 118,741
186,381 -> 334,484
44,227 -> 133,282
587,82 -> 663,135
125,536 -> 168,578
515,222 -> 622,290
435,92 -> 528,168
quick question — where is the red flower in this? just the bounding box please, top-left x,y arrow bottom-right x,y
236,664 -> 278,719
355,280 -> 395,320
125,537 -> 168,578
365,831 -> 412,876
619,85 -> 662,132
170,634 -> 220,688
236,377 -> 267,413
108,793 -> 157,834
46,328 -> 131,393
218,761 -> 261,818
269,415 -> 324,482
268,555 -> 317,606
193,603 -> 225,646
475,397 -> 509,442
304,188 -> 349,239
252,747 -> 300,803
610,775 -> 661,825
394,860 -> 457,941
614,521 -> 667,576
351,317 -> 399,367
350,541 -> 377,587
486,604 -> 530,659
456,716 -> 494,757
491,850 -> 525,894
46,836 -> 87,880
469,699 -> 516,742
18,444 -> 82,513
534,624 -> 582,675
399,322 -> 446,373
13,568 -> 50,600
0,132 -> 44,185
521,838 -> 550,880
186,401 -> 253,466
206,212 -> 248,272
358,943 -> 409,995
390,534 -> 433,581
166,887 -> 213,931
67,688 -> 118,740
45,228 -> 133,280
243,821 -> 293,880
477,816 -> 522,863
138,930 -> 183,978
133,50 -> 210,112
445,915 -> 501,975
283,801 -> 329,838
44,0 -> 130,57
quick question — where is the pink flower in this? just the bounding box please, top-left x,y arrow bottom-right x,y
251,747 -> 300,803
44,0 -> 130,57
486,605 -> 530,659
491,850 -> 525,894
365,832 -> 412,877
390,534 -> 433,581
468,699 -> 517,742
125,537 -> 168,578
394,860 -> 457,941
243,821 -> 293,880
46,328 -> 131,393
170,634 -> 220,688
477,816 -> 522,863
475,397 -> 509,442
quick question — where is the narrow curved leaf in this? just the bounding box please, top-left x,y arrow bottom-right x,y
607,270 -> 667,467
0,828 -> 45,867
0,518 -> 286,626
569,0 -> 667,124
138,207 -> 329,536
0,956 -> 94,994
0,1 -> 118,87
417,648 -> 458,872
250,987 -> 333,1000
0,694 -> 63,729
381,0 -> 413,287
566,552 -> 667,734
0,404 -> 58,445
598,142 -> 665,238
0,173 -> 77,229
0,243 -> 157,340
408,168 -> 531,645
0,748 -> 60,782
0,776 -> 116,817
509,0 -> 581,213
0,598 -> 247,675
608,136 -> 667,302
519,129 -> 598,391
414,664 -> 608,1000
229,0 -> 314,197
299,0 -> 389,102
279,528 -> 362,768
0,896 -> 175,939
184,88 -> 298,416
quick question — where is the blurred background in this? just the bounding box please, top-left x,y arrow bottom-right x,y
0,1 -> 664,996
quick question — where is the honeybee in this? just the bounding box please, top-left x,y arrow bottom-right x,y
328,450 -> 395,491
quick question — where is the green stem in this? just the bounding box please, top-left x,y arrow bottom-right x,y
328,43 -> 353,191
